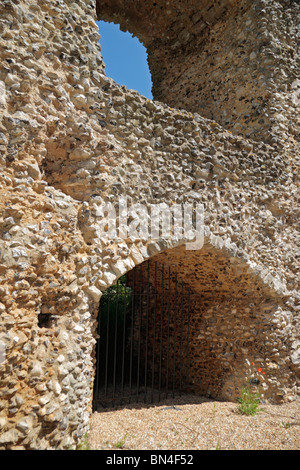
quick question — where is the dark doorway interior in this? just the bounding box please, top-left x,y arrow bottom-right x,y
93,260 -> 193,409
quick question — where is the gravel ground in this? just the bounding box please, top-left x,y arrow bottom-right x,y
88,395 -> 299,451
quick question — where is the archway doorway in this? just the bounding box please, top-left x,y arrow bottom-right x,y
93,241 -> 283,410
93,259 -> 193,409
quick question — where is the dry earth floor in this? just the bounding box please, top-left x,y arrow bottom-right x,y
88,395 -> 299,451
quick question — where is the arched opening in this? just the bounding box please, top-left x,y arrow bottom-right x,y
95,1 -> 281,142
97,20 -> 153,99
93,241 -> 284,410
94,260 -> 192,408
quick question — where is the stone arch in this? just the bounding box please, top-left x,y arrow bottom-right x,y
90,229 -> 291,405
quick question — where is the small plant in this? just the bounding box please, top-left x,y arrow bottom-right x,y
77,432 -> 90,450
281,421 -> 293,429
237,386 -> 262,416
113,434 -> 127,449
237,360 -> 266,416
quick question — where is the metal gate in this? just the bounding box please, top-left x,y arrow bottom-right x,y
93,261 -> 192,408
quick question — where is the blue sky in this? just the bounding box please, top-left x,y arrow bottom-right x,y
97,20 -> 153,99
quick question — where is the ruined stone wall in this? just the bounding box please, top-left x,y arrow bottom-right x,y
0,0 -> 299,450
97,0 -> 300,147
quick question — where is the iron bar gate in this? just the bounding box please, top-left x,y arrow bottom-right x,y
93,261 -> 192,408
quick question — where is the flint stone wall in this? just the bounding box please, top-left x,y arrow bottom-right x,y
0,0 -> 299,450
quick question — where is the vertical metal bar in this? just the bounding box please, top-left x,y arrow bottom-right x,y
185,288 -> 191,388
165,266 -> 171,399
158,264 -> 164,402
151,262 -> 157,403
144,260 -> 150,402
179,280 -> 184,395
104,288 -> 111,398
136,263 -> 143,402
172,271 -> 178,399
112,279 -> 120,401
121,276 -> 127,401
129,268 -> 135,403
